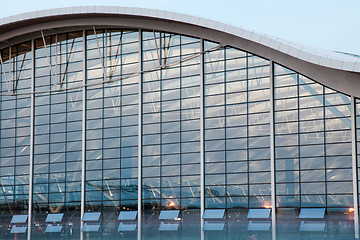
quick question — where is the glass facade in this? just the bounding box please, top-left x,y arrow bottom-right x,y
141,32 -> 202,212
274,64 -> 353,211
85,30 -> 139,221
0,42 -> 32,219
204,42 -> 271,209
32,32 -> 84,238
0,28 -> 358,238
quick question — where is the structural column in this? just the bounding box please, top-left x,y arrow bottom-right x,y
200,39 -> 205,240
270,60 -> 276,240
137,29 -> 143,240
351,96 -> 359,238
80,29 -> 87,240
27,38 -> 35,240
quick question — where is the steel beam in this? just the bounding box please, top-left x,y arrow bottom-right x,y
0,53 -> 11,94
92,26 -> 106,81
40,30 -> 57,89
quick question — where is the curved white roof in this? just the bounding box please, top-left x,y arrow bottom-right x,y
0,6 -> 359,73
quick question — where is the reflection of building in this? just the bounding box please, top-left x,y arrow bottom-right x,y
0,6 -> 360,239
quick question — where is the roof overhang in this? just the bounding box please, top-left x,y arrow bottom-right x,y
0,6 -> 360,97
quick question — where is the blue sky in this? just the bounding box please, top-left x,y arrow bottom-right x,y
1,0 -> 359,55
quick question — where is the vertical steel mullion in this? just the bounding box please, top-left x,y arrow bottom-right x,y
297,74 -> 302,209
119,30 -> 123,211
9,46 -> 11,92
55,34 -> 58,84
246,54 -> 250,209
351,96 -> 359,238
200,39 -> 205,239
159,32 -> 163,205
105,29 -> 108,82
323,91 -> 327,209
269,60 -> 276,240
179,37 -> 182,211
27,39 -> 35,240
137,29 -> 143,240
80,29 -> 86,240
223,48 -> 227,215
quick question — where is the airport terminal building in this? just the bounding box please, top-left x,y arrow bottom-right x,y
0,6 -> 360,239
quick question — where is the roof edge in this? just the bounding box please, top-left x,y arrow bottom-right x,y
0,6 -> 359,73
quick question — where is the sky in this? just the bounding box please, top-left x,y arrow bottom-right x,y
1,0 -> 359,55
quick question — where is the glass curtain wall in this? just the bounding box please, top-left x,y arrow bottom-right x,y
274,63 -> 353,210
33,32 -> 83,239
274,64 -> 353,236
141,32 -> 202,213
141,32 -> 202,238
203,41 -> 271,210
0,42 -> 32,239
0,27 -> 358,238
85,29 -> 139,236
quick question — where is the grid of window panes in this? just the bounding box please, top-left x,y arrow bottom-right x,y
0,28 -> 358,229
85,30 -> 139,212
142,32 -> 201,210
274,64 -> 353,211
0,42 -> 32,217
32,32 -> 84,237
204,41 -> 271,209
33,32 -> 83,213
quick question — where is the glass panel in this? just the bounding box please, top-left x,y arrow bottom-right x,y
299,222 -> 326,232
82,212 -> 101,221
45,225 -> 63,233
299,208 -> 325,219
247,209 -> 271,218
159,210 -> 180,220
203,221 -> 225,231
45,213 -> 64,222
82,223 -> 101,232
118,222 -> 137,232
159,222 -> 180,231
11,226 -> 28,233
203,209 -> 225,219
118,211 -> 138,220
247,221 -> 271,231
11,214 -> 28,223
